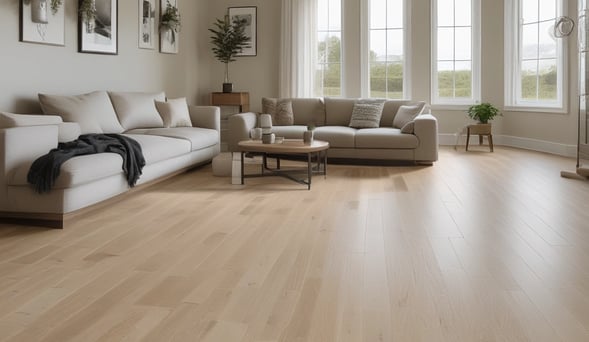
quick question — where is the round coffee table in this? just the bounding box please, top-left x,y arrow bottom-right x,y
237,139 -> 329,190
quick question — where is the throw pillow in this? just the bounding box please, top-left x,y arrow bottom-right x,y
155,98 -> 193,128
400,121 -> 415,134
38,91 -> 124,134
262,97 -> 294,126
349,101 -> 385,129
392,103 -> 425,129
108,91 -> 165,130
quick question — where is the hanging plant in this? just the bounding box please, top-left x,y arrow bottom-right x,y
79,0 -> 97,22
23,0 -> 63,15
160,1 -> 181,44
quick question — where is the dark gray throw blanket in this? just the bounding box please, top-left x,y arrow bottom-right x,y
27,134 -> 146,194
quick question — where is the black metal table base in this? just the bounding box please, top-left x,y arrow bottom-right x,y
240,151 -> 327,190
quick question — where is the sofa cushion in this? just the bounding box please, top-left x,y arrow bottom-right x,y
355,128 -> 419,149
122,134 -> 191,164
262,98 -> 294,126
400,121 -> 415,134
155,97 -> 193,128
392,102 -> 425,129
271,125 -> 308,139
349,101 -> 385,128
126,127 -> 218,151
39,91 -> 125,134
324,98 -> 356,126
314,126 -> 356,148
381,100 -> 412,126
109,91 -> 165,130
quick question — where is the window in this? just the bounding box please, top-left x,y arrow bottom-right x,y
316,0 -> 342,97
505,0 -> 566,111
366,0 -> 406,99
431,0 -> 480,106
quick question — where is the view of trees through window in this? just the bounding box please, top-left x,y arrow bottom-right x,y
519,0 -> 558,102
316,0 -> 342,97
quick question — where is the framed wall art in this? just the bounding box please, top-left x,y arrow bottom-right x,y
228,6 -> 257,56
139,0 -> 156,49
20,0 -> 65,46
78,0 -> 118,55
160,0 -> 180,54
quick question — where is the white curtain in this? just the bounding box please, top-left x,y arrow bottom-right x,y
279,0 -> 318,98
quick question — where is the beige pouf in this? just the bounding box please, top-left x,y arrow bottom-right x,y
212,152 -> 232,177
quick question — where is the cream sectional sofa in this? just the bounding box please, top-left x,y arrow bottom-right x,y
229,97 -> 438,163
0,91 -> 220,227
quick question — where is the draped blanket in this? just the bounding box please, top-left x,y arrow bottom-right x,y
27,134 -> 145,194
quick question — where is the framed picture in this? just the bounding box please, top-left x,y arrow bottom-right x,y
160,0 -> 179,54
20,0 -> 65,46
78,0 -> 118,55
139,0 -> 156,49
228,6 -> 257,56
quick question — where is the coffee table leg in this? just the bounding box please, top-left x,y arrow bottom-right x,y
324,151 -> 327,178
241,151 -> 245,185
307,153 -> 312,190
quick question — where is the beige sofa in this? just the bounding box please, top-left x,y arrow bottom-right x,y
229,97 -> 438,163
0,91 -> 220,227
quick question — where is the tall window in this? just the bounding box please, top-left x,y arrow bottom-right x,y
316,0 -> 342,97
505,0 -> 566,111
431,0 -> 480,105
367,0 -> 406,99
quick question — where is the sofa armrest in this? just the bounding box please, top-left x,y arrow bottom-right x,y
0,112 -> 62,128
228,112 -> 258,152
413,114 -> 439,163
0,125 -> 59,210
188,105 -> 221,132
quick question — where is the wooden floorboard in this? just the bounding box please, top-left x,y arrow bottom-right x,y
1,146 -> 589,341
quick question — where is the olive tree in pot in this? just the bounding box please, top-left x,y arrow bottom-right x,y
209,16 -> 250,93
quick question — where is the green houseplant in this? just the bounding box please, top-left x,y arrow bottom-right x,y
160,1 -> 181,44
209,16 -> 251,93
467,102 -> 501,124
79,0 -> 97,32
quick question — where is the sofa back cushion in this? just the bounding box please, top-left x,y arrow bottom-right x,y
109,91 -> 165,130
324,98 -> 356,126
381,100 -> 416,126
262,98 -> 325,126
38,91 -> 124,134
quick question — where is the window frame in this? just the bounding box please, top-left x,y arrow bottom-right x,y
430,0 -> 481,108
361,0 -> 411,100
504,0 -> 568,113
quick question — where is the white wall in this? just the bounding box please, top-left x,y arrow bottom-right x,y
0,0 -> 200,113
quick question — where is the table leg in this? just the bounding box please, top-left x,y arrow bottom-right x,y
307,153 -> 312,190
489,134 -> 494,152
324,151 -> 328,178
466,128 -> 471,151
240,151 -> 245,185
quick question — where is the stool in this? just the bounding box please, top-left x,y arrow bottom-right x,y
466,123 -> 493,152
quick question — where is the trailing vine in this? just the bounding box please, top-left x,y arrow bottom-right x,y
160,1 -> 181,44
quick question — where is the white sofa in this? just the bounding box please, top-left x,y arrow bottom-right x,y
229,97 -> 438,163
0,91 -> 220,227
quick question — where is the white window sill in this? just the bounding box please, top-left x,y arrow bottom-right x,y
503,105 -> 569,114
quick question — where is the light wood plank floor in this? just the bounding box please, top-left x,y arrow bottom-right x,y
1,146 -> 589,341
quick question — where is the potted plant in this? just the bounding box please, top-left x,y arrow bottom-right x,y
160,1 -> 181,44
304,123 -> 315,144
209,16 -> 251,93
24,0 -> 62,23
467,102 -> 501,124
79,0 -> 97,33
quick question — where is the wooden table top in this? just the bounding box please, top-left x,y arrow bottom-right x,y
238,139 -> 330,153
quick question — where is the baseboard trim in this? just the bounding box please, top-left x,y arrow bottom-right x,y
439,133 -> 577,158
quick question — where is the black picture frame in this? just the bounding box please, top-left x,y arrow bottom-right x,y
78,0 -> 118,55
228,6 -> 257,57
19,0 -> 66,46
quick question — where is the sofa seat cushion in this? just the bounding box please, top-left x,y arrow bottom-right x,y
355,128 -> 419,149
314,126 -> 356,148
126,127 -> 218,151
122,134 -> 191,164
271,125 -> 307,139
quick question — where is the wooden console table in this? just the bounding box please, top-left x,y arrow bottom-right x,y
210,92 -> 250,113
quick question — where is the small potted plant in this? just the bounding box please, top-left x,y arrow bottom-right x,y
467,102 -> 501,124
160,1 -> 181,44
304,123 -> 315,144
209,16 -> 251,93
